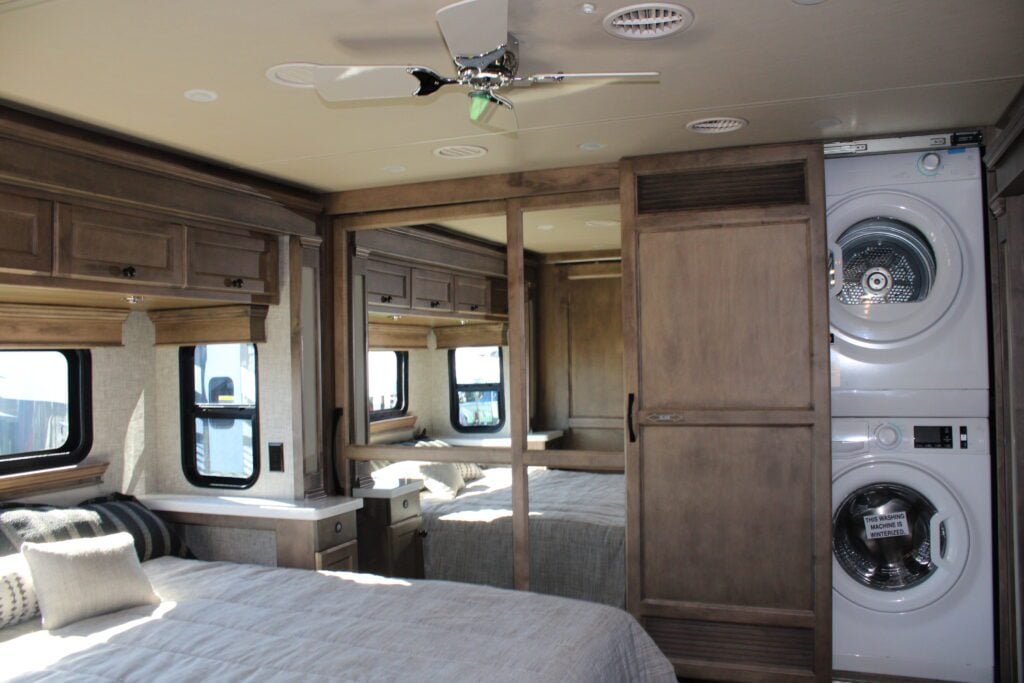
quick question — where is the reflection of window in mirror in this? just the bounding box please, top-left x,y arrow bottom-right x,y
448,346 -> 505,432
368,350 -> 408,421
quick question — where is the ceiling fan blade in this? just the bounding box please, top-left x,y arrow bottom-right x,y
436,0 -> 509,63
525,71 -> 660,84
312,65 -> 448,102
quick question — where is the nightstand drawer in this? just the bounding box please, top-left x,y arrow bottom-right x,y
315,540 -> 358,572
315,511 -> 357,551
388,493 -> 421,524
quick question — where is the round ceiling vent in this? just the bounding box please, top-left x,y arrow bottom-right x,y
266,63 -> 318,89
433,144 -> 488,160
603,3 -> 694,40
685,116 -> 748,134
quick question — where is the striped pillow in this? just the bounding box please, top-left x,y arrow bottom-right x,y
0,553 -> 38,629
0,495 -> 191,562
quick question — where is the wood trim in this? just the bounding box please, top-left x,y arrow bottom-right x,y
335,200 -> 507,231
0,303 -> 129,347
641,599 -> 817,629
433,322 -> 507,349
368,415 -> 417,436
832,671 -> 951,683
513,188 -> 620,211
522,449 -> 623,470
333,224 -> 352,494
566,417 -> 622,429
506,199 -> 530,592
346,444 -> 512,465
985,85 -> 1024,170
319,219 -> 338,496
326,164 -> 619,214
147,305 -> 268,345
0,461 -> 108,500
543,249 -> 621,264
367,322 -> 430,349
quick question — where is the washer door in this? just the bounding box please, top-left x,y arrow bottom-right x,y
832,459 -> 969,612
828,191 -> 964,344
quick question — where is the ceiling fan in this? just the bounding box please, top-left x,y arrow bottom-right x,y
270,0 -> 659,122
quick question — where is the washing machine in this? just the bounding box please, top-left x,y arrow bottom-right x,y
832,417 -> 993,682
826,146 -> 988,417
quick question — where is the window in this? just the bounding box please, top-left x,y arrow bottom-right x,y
180,344 -> 259,488
367,350 -> 408,421
0,350 -> 91,475
448,346 -> 504,432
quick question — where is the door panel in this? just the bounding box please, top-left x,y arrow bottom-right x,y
0,190 -> 52,275
187,227 -> 276,295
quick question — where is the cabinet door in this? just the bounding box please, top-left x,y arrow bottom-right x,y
315,540 -> 359,572
386,515 -> 424,579
187,227 -> 277,296
0,191 -> 52,275
411,267 -> 454,312
365,259 -> 411,308
489,278 -> 508,316
622,144 -> 831,681
57,204 -> 184,286
454,274 -> 489,314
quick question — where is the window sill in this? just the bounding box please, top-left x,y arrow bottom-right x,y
368,415 -> 417,435
0,461 -> 109,501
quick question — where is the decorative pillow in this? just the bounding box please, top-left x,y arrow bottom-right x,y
371,461 -> 465,499
22,532 -> 160,630
0,495 -> 191,562
454,462 -> 485,482
0,553 -> 38,629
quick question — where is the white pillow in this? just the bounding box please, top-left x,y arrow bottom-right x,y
454,462 -> 484,482
21,532 -> 160,630
371,460 -> 465,499
0,553 -> 38,629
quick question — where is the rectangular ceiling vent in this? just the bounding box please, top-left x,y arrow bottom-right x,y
636,161 -> 807,214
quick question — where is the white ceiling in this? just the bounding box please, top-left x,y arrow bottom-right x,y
1,0 -> 1022,192
442,203 -> 621,252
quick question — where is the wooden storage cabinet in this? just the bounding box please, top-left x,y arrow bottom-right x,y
315,540 -> 359,571
0,190 -> 53,275
454,274 -> 489,314
57,204 -> 184,286
187,226 -> 277,296
411,267 -> 454,312
365,258 -> 412,309
354,484 -> 425,578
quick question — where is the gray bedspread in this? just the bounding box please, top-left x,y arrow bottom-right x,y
0,557 -> 673,682
421,467 -> 626,607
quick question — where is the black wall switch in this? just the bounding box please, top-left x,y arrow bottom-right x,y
268,442 -> 284,472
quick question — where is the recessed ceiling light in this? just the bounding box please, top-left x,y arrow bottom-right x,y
603,3 -> 695,40
579,141 -> 606,151
536,223 -> 556,232
812,117 -> 842,129
266,63 -> 318,89
585,219 -> 621,228
383,164 -> 407,174
685,116 -> 748,134
184,89 -> 218,103
433,144 -> 488,160
581,3 -> 597,14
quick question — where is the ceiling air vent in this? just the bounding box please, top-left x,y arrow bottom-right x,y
433,145 -> 488,160
685,117 -> 748,134
603,3 -> 694,40
265,63 -> 317,89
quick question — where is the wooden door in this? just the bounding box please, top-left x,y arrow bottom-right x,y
621,144 -> 831,681
56,203 -> 184,286
454,274 -> 489,314
187,226 -> 277,296
411,267 -> 454,312
0,190 -> 52,275
364,258 -> 411,309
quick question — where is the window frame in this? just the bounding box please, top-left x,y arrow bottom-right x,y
0,349 -> 92,476
447,346 -> 505,433
179,344 -> 260,489
367,350 -> 409,423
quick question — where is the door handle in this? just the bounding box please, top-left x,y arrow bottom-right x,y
627,393 -> 636,443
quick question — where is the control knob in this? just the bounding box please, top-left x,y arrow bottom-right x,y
919,152 -> 941,173
875,424 -> 901,449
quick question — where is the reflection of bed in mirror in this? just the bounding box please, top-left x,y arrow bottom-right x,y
374,456 -> 625,608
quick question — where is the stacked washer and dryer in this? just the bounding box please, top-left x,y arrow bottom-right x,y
826,138 -> 994,682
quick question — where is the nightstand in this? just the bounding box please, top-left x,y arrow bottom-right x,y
141,494 -> 363,572
352,479 -> 425,578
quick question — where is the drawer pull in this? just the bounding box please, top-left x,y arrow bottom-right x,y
121,266 -> 137,279
415,530 -> 428,538
380,294 -> 393,303
469,304 -> 479,311
402,499 -> 410,509
226,277 -> 245,289
334,521 -> 343,533
429,300 -> 441,308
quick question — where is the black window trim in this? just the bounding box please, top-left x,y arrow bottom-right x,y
368,350 -> 409,423
448,347 -> 505,434
179,345 -> 260,489
0,349 -> 92,476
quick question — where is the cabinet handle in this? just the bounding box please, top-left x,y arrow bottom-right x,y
430,300 -> 440,308
415,530 -> 428,538
121,266 -> 137,279
380,295 -> 393,303
225,278 -> 245,289
469,304 -> 479,311
627,393 -> 636,443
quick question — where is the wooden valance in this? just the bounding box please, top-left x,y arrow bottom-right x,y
434,323 -> 507,349
367,323 -> 430,350
0,303 -> 129,347
148,305 -> 268,345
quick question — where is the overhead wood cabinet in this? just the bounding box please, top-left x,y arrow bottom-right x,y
0,189 -> 53,276
621,143 -> 831,681
187,226 -> 277,296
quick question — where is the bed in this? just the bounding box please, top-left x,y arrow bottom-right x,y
418,466 -> 626,607
0,556 -> 672,682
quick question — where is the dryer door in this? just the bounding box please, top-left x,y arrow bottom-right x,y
828,190 -> 964,345
832,459 -> 969,613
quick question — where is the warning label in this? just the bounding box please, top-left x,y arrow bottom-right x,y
863,511 -> 911,540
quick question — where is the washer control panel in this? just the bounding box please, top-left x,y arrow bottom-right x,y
832,417 -> 989,456
913,425 -> 953,449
